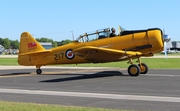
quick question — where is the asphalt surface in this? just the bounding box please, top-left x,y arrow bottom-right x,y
0,66 -> 180,111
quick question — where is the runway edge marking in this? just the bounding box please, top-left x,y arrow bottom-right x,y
0,88 -> 180,103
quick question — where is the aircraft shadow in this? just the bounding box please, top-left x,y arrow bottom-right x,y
0,72 -> 31,76
40,71 -> 127,83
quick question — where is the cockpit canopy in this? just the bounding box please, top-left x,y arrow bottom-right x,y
75,26 -> 126,43
76,28 -> 110,43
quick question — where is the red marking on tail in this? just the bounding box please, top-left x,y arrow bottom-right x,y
28,42 -> 37,48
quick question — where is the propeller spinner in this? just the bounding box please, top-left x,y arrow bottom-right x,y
163,34 -> 171,43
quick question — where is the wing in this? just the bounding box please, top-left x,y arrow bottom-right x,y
73,46 -> 143,63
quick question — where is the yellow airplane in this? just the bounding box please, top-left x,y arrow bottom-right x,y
18,26 -> 170,76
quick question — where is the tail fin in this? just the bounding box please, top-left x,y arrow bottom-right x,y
18,32 -> 46,66
19,32 -> 45,55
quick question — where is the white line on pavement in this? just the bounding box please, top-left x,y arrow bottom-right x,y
0,88 -> 180,103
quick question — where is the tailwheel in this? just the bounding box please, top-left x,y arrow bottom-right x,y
128,64 -> 140,76
36,68 -> 42,75
138,63 -> 148,74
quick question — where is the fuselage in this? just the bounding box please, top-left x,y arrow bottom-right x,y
18,28 -> 164,67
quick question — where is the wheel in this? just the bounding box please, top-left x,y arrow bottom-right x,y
128,64 -> 140,76
36,69 -> 42,74
138,63 -> 148,74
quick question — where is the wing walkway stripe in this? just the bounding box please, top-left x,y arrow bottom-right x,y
0,88 -> 180,103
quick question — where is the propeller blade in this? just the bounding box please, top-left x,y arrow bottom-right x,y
164,42 -> 167,59
162,28 -> 170,59
163,28 -> 165,36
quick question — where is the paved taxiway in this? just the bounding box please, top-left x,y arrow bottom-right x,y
0,66 -> 180,111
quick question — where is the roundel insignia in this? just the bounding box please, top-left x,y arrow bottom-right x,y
65,49 -> 75,60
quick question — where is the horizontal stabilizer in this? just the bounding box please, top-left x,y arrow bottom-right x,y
19,50 -> 51,56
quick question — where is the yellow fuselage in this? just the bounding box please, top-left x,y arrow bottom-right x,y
18,28 -> 164,67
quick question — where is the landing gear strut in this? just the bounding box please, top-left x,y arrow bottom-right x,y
137,57 -> 148,74
127,57 -> 148,76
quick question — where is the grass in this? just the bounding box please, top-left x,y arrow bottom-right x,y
0,101 -> 125,111
62,58 -> 180,69
0,58 -> 19,66
155,53 -> 180,56
0,57 -> 179,69
65,58 -> 180,69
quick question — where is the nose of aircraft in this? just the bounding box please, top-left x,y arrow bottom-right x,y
163,34 -> 171,43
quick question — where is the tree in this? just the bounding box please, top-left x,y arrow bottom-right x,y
58,39 -> 71,46
36,37 -> 52,42
0,38 -> 3,45
36,37 -> 60,48
11,40 -> 19,49
52,41 -> 58,47
2,38 -> 11,49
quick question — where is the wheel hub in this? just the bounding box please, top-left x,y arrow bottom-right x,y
130,67 -> 138,75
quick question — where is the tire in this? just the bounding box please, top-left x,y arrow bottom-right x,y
128,64 -> 140,76
138,63 -> 148,74
36,69 -> 42,75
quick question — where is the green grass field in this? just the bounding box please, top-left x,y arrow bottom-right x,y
0,57 -> 179,69
0,101 -> 125,111
62,58 -> 180,69
0,58 -> 19,66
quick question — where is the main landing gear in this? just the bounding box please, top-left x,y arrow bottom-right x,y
36,66 -> 42,75
127,58 -> 148,76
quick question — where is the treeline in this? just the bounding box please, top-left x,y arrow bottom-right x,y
36,38 -> 58,47
0,37 -> 72,49
0,38 -> 19,49
36,38 -> 72,47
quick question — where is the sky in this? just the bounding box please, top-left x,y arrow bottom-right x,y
0,0 -> 180,41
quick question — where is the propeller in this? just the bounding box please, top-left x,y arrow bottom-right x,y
162,28 -> 171,58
